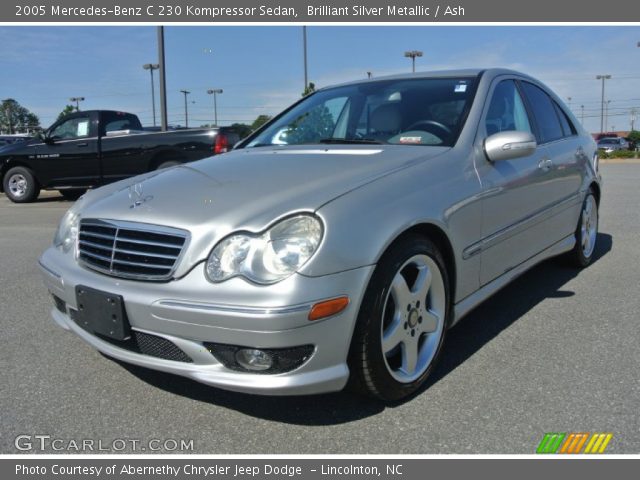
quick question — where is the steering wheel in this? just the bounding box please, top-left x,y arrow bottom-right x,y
405,120 -> 453,139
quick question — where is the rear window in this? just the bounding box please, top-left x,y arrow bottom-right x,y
102,112 -> 143,134
520,82 -> 564,144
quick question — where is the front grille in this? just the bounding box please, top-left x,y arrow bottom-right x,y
77,219 -> 188,281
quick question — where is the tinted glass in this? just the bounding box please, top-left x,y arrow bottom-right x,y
485,80 -> 532,136
102,112 -> 143,134
246,77 -> 479,148
50,117 -> 90,140
520,82 -> 564,143
554,102 -> 575,137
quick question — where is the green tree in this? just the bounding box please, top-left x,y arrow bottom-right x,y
251,115 -> 272,131
0,98 -> 40,134
627,130 -> 640,146
302,82 -> 316,97
283,103 -> 334,144
229,122 -> 252,138
57,105 -> 75,122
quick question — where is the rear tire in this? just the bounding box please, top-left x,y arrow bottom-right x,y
348,234 -> 450,402
565,190 -> 599,268
3,166 -> 40,203
59,189 -> 86,201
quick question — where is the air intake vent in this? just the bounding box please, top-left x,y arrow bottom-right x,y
78,219 -> 188,281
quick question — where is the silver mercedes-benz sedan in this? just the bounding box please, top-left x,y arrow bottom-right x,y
39,69 -> 601,401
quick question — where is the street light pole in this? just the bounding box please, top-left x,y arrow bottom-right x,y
207,89 -> 223,126
580,105 -> 585,126
596,74 -> 611,134
404,50 -> 423,73
303,26 -> 308,92
143,63 -> 160,127
605,100 -> 611,133
157,26 -> 168,132
180,90 -> 190,128
69,97 -> 85,111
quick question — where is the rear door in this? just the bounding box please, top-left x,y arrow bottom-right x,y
518,81 -> 585,246
37,112 -> 100,187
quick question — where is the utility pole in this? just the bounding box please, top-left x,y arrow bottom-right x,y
580,105 -> 585,125
143,63 -> 160,127
303,26 -> 308,92
180,90 -> 190,128
404,50 -> 423,73
596,74 -> 611,134
157,26 -> 168,131
207,89 -> 223,126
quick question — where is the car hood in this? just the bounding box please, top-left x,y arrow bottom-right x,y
78,145 -> 448,270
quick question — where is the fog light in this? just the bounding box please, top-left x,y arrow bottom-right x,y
235,349 -> 273,371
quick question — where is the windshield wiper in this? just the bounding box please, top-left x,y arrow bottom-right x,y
318,138 -> 384,145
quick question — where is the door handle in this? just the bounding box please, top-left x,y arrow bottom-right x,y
538,158 -> 553,171
76,142 -> 88,147
575,146 -> 585,158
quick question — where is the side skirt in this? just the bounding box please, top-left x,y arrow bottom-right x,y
451,233 -> 576,326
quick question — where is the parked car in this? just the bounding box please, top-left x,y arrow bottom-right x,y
0,134 -> 32,148
1,110 -> 239,203
39,69 -> 601,401
597,136 -> 629,153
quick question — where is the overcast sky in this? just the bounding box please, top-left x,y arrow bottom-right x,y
1,26 -> 639,132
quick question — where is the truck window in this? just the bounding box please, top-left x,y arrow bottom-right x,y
101,112 -> 143,135
50,116 -> 91,140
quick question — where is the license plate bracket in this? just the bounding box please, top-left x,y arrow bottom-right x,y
74,285 -> 131,341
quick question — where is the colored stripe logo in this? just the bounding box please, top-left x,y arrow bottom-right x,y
537,433 -> 613,454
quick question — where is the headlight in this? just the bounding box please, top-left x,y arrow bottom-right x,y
206,214 -> 323,284
53,208 -> 80,253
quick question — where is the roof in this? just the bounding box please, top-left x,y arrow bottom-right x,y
320,68 -> 537,90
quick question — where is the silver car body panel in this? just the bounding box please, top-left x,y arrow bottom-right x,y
39,68 -> 601,395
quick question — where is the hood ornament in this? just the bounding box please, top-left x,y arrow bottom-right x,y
128,182 -> 153,209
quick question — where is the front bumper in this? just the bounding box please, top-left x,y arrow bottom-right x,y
39,246 -> 373,395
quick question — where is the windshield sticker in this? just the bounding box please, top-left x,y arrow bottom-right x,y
455,84 -> 467,93
399,136 -> 422,144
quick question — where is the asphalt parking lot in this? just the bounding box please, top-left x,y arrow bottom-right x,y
1,163 -> 638,454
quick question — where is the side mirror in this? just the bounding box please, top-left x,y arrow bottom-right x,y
484,131 -> 537,162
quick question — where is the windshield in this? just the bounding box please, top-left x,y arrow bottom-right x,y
598,138 -> 618,145
246,77 -> 478,148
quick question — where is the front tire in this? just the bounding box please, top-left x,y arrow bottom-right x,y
565,190 -> 599,268
348,234 -> 450,402
3,166 -> 40,203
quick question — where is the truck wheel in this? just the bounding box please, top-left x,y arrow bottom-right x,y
3,167 -> 40,203
59,189 -> 86,201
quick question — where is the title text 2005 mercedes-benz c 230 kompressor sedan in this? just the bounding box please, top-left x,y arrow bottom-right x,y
39,69 -> 601,401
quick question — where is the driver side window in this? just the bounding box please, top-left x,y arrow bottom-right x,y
485,80 -> 532,136
50,116 -> 90,140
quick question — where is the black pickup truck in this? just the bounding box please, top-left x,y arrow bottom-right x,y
0,110 -> 239,203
